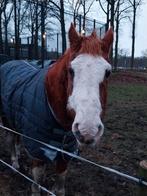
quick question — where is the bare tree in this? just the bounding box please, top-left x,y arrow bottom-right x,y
0,0 -> 5,53
34,0 -> 39,59
67,0 -> 81,25
114,0 -> 132,69
13,0 -> 29,59
96,0 -> 109,30
79,0 -> 95,32
97,0 -> 118,62
128,0 -> 142,69
50,0 -> 67,53
60,0 -> 66,53
97,0 -> 134,67
3,2 -> 13,54
24,0 -> 53,60
25,0 -> 43,59
24,1 -> 40,59
13,0 -> 19,59
97,0 -> 117,30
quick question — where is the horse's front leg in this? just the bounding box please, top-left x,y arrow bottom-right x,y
31,160 -> 46,196
11,135 -> 21,169
52,159 -> 68,196
1,117 -> 20,169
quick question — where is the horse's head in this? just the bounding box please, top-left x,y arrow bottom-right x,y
66,24 -> 113,146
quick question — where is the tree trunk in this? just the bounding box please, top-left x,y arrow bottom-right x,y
60,0 -> 66,54
106,0 -> 110,31
41,0 -> 45,67
114,2 -> 120,70
4,22 -> 8,55
0,13 -> 3,54
110,0 -> 115,29
82,0 -> 86,32
131,7 -> 136,69
30,23 -> 34,60
14,0 -> 20,59
34,0 -> 39,59
110,0 -> 115,65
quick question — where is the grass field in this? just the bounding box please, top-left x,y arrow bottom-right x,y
109,84 -> 147,102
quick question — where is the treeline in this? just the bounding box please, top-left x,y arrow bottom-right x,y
0,0 -> 68,59
117,56 -> 147,69
96,0 -> 144,69
0,0 -> 146,69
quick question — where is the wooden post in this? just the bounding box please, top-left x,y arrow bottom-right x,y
138,160 -> 147,196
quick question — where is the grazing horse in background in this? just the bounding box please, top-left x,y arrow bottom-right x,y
0,24 -> 113,196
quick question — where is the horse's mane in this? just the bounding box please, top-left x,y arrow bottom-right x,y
55,49 -> 71,66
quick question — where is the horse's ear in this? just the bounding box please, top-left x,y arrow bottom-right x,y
102,28 -> 114,53
68,23 -> 81,52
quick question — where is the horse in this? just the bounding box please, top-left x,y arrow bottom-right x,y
0,23 -> 113,196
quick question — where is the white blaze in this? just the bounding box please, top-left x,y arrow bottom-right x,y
68,54 -> 111,142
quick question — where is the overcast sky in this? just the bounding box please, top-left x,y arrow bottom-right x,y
89,1 -> 147,57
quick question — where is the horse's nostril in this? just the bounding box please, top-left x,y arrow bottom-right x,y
98,123 -> 104,137
98,124 -> 102,131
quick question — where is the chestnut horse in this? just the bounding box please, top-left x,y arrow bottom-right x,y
0,24 -> 113,196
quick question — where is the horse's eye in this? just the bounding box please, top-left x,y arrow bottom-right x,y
69,67 -> 74,78
105,70 -> 111,78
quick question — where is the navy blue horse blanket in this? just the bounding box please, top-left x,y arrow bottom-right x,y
0,60 -> 77,161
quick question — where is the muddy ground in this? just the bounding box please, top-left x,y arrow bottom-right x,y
0,70 -> 147,196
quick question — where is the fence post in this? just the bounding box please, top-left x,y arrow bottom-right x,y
100,27 -> 102,38
57,33 -> 59,59
93,19 -> 96,30
79,15 -> 82,34
138,160 -> 147,196
27,37 -> 30,60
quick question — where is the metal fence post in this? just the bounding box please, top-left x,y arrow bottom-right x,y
100,27 -> 102,38
57,33 -> 59,59
93,19 -> 96,30
79,15 -> 82,34
27,37 -> 30,59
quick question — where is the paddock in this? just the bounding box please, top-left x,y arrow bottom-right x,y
0,70 -> 147,196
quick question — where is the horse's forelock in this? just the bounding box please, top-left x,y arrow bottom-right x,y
79,35 -> 102,56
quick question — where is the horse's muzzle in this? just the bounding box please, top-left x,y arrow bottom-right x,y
73,122 -> 104,146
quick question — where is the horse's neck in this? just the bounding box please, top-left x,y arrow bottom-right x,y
45,56 -> 72,130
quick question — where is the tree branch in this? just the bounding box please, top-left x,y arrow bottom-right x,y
85,0 -> 95,15
49,0 -> 60,10
98,0 -> 107,14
